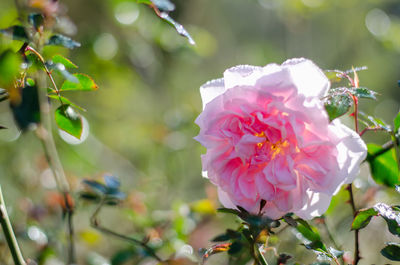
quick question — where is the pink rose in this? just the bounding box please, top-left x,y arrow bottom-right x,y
195,58 -> 367,220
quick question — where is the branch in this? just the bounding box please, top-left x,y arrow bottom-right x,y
347,184 -> 360,265
0,185 -> 26,265
90,198 -> 163,262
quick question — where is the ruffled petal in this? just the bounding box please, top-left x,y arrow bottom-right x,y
282,58 -> 330,98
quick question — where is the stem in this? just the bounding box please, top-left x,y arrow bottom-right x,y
0,185 -> 26,265
25,46 -> 64,106
347,184 -> 360,265
35,58 -> 75,263
90,198 -> 163,262
254,244 -> 268,265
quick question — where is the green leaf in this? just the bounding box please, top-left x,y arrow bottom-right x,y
367,144 -> 400,187
28,13 -> 44,31
55,105 -> 83,139
158,12 -> 195,45
324,92 -> 353,121
47,95 -> 86,111
60,73 -> 98,91
111,249 -> 136,265
134,0 -> 152,4
152,0 -> 175,12
351,207 -> 378,230
374,203 -> 400,237
381,242 -> 400,261
296,219 -> 328,253
394,112 -> 400,133
0,50 -> 22,87
352,87 -> 377,100
46,34 -> 81,49
51,54 -> 78,69
82,179 -> 108,194
0,25 -> 29,41
10,85 -> 41,130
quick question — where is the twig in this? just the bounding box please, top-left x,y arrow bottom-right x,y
90,198 -> 163,263
0,185 -> 26,265
35,64 -> 75,263
25,46 -> 64,106
346,184 -> 360,265
254,244 -> 268,265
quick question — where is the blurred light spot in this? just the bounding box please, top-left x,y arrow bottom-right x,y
179,204 -> 190,216
58,116 -> 89,145
28,226 -> 48,245
353,178 -> 364,189
365,9 -> 391,38
87,252 -> 110,265
258,0 -> 276,9
176,244 -> 194,258
56,17 -> 77,35
129,40 -> 155,68
40,168 -> 57,189
374,98 -> 399,123
163,109 -> 183,128
160,28 -> 185,51
114,2 -> 139,25
190,27 -> 217,57
164,131 -> 187,150
301,0 -> 324,8
93,33 -> 118,60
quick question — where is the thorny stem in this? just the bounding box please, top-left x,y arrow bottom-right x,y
0,185 -> 26,265
347,184 -> 360,265
34,51 -> 76,263
90,198 -> 163,263
254,245 -> 268,265
25,46 -> 64,106
348,74 -> 361,265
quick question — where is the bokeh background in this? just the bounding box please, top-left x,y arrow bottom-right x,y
0,0 -> 400,264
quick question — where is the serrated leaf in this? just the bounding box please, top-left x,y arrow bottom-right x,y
352,87 -> 377,100
60,73 -> 98,91
296,219 -> 328,253
374,203 -> 400,237
46,34 -> 81,49
28,13 -> 44,31
351,207 -> 378,230
158,12 -> 195,45
367,144 -> 400,187
47,95 -> 86,111
394,112 -> 400,133
324,92 -> 353,121
0,25 -> 29,41
55,105 -> 82,139
51,54 -> 78,69
47,62 -> 78,82
10,85 -> 40,130
381,242 -> 400,261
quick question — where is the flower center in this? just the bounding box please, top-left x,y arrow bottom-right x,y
254,131 -> 290,159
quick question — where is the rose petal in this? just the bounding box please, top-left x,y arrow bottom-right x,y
282,58 -> 330,98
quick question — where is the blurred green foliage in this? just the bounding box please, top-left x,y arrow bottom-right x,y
0,0 -> 400,264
